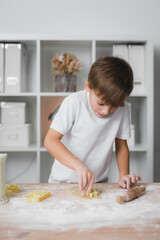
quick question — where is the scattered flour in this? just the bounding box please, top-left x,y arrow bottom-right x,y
0,184 -> 160,232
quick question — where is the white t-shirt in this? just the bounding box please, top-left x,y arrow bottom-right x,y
48,90 -> 131,183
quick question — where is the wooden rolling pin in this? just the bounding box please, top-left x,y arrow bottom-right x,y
116,185 -> 146,204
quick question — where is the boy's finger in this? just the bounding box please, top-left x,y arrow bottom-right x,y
79,175 -> 83,191
82,182 -> 89,196
85,185 -> 92,196
119,180 -> 126,188
83,174 -> 88,190
83,174 -> 91,196
137,176 -> 142,181
86,175 -> 95,196
134,174 -> 138,181
126,177 -> 131,189
85,181 -> 92,196
131,174 -> 136,184
84,176 -> 91,196
133,174 -> 142,182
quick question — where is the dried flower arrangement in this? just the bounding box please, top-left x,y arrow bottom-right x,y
51,53 -> 82,75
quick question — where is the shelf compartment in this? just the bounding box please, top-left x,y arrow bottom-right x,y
0,96 -> 37,146
96,41 -> 147,95
96,41 -> 113,59
0,40 -> 37,93
108,152 -> 152,183
40,40 -> 92,92
40,152 -> 54,183
127,97 -> 147,146
41,96 -> 66,145
5,152 -> 37,183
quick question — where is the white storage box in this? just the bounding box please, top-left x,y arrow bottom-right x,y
113,45 -> 129,62
5,43 -> 27,93
0,43 -> 4,93
113,44 -> 145,93
0,102 -> 27,124
129,45 -> 145,84
0,123 -> 30,146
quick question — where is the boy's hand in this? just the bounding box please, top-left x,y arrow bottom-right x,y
75,161 -> 95,196
119,173 -> 142,189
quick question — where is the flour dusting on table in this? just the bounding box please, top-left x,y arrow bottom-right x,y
0,184 -> 160,232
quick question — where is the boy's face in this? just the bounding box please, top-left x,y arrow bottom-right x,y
85,80 -> 118,118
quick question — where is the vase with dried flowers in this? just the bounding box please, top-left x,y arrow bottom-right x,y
51,53 -> 82,92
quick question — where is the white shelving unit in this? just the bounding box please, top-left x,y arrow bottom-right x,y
0,35 -> 153,183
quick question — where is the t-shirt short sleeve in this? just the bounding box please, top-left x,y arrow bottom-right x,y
116,102 -> 131,140
50,95 -> 76,135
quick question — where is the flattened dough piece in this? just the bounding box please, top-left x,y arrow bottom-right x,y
24,190 -> 50,202
65,186 -> 101,199
6,184 -> 19,197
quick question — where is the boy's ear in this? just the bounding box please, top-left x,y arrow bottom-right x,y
85,80 -> 90,92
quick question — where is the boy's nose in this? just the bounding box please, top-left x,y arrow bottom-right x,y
102,106 -> 111,115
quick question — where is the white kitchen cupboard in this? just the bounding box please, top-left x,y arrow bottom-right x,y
0,35 -> 153,183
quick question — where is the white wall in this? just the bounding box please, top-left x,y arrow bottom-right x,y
1,0 -> 160,181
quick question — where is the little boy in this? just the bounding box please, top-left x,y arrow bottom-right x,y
44,56 -> 141,196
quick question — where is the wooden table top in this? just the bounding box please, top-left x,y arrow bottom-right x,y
0,183 -> 160,240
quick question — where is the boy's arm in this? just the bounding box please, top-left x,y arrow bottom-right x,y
115,138 -> 141,188
44,128 -> 95,195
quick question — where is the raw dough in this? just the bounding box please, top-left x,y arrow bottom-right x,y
65,186 -> 101,199
24,190 -> 50,202
6,184 -> 19,197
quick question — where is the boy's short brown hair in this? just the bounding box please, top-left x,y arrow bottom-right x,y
88,56 -> 133,107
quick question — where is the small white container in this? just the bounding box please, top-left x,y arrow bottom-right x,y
1,102 -> 27,124
0,124 -> 30,146
129,45 -> 145,84
113,45 -> 129,62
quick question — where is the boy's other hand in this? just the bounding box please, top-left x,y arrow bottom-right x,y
75,161 -> 95,196
119,173 -> 142,189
